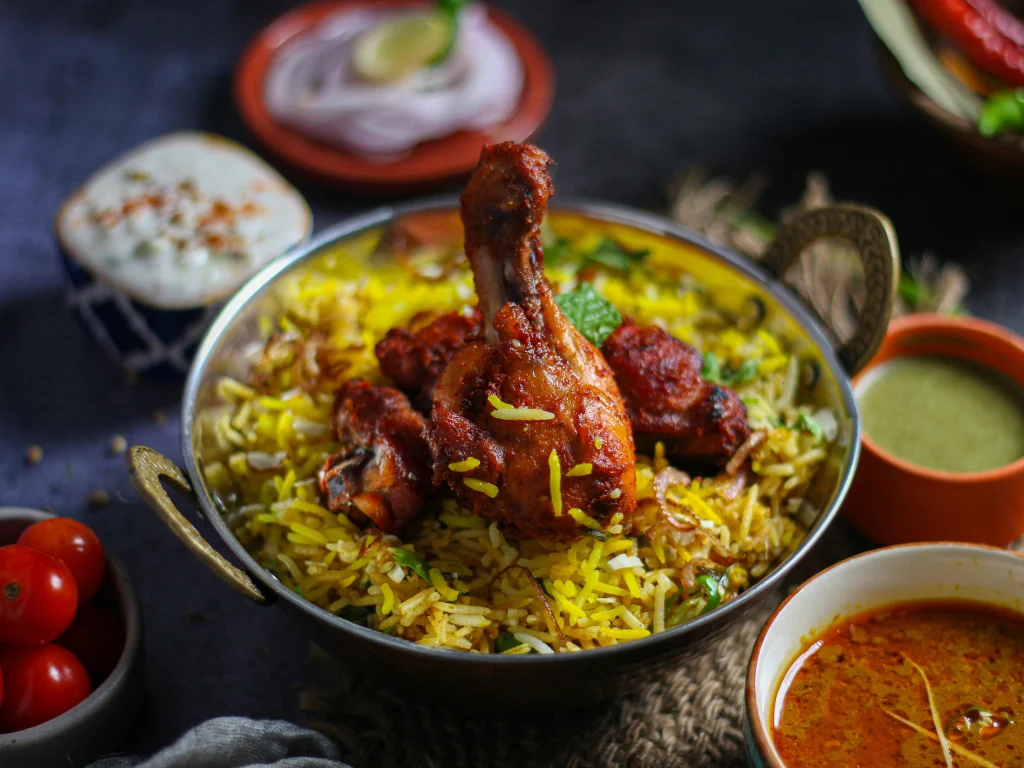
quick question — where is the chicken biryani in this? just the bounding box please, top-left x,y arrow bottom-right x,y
199,143 -> 839,654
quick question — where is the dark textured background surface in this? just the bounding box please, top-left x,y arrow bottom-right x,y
2,0 -> 1023,757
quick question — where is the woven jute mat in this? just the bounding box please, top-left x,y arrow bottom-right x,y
302,606 -> 770,768
299,173 -> 973,768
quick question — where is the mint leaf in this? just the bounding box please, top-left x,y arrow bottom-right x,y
555,282 -> 623,347
392,547 -> 430,581
583,237 -> 650,272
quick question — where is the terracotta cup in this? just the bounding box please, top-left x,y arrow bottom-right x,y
843,313 -> 1024,546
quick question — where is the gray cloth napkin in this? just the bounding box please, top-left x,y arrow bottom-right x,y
90,717 -> 349,768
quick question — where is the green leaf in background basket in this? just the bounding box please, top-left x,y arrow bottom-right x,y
898,272 -> 929,309
555,282 -> 623,347
392,547 -> 430,581
978,89 -> 1024,138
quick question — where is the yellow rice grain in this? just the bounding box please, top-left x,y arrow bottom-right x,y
549,450 -> 562,516
601,627 -> 650,640
428,569 -> 460,601
566,463 -> 593,477
462,479 -> 499,498
380,584 -> 395,615
623,571 -> 643,599
568,508 -> 600,530
487,394 -> 513,410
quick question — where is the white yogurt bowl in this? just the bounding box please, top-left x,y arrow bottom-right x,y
744,543 -> 1024,767
55,132 -> 312,376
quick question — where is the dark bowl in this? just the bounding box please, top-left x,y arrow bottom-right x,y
129,198 -> 900,708
0,508 -> 145,767
876,43 -> 1024,179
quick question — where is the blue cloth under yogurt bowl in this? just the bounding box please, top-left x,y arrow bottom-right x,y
55,132 -> 312,377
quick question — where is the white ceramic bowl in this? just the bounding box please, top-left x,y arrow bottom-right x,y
744,543 -> 1024,767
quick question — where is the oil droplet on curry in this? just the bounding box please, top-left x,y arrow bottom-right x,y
857,356 -> 1024,473
773,601 -> 1024,767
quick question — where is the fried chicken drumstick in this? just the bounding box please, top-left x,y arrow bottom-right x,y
319,378 -> 433,534
429,142 -> 637,541
601,321 -> 749,467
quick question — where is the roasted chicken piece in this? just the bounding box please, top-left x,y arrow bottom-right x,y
319,378 -> 433,534
601,321 -> 749,467
429,142 -> 637,541
375,310 -> 483,413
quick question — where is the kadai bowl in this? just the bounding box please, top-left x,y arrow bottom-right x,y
129,143 -> 899,706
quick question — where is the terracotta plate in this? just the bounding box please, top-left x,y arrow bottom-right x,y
235,0 -> 554,193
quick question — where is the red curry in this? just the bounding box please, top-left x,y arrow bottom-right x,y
773,600 -> 1024,767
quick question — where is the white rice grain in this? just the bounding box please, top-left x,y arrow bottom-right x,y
514,632 -> 555,654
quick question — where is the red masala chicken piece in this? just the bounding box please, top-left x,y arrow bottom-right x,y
601,320 -> 749,468
319,378 -> 433,534
375,310 -> 483,413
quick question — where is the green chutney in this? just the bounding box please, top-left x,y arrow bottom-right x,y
857,355 -> 1024,473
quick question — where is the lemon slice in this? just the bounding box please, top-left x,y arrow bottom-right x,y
353,14 -> 451,84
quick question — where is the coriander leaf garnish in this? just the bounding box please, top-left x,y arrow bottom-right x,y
728,359 -> 760,386
555,282 -> 623,347
392,547 -> 431,581
794,412 -> 824,441
702,352 -> 760,387
583,237 -> 650,272
544,235 -> 575,268
701,351 -> 724,384
340,604 -> 375,625
496,631 -> 526,653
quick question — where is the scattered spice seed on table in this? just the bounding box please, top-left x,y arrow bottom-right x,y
88,490 -> 110,507
24,444 -> 43,465
109,435 -> 127,455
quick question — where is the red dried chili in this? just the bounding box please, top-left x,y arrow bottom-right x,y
908,0 -> 1024,87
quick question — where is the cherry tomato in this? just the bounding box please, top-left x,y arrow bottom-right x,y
55,602 -> 124,684
0,545 -> 78,646
0,645 -> 90,732
18,518 -> 106,604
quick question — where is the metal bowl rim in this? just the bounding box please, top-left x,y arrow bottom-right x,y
181,195 -> 861,667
